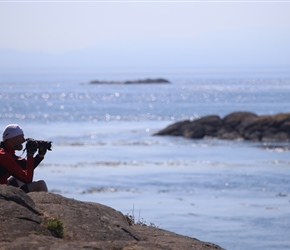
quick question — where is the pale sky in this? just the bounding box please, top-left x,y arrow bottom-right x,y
1,1 -> 290,69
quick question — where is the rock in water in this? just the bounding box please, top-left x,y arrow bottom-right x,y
154,111 -> 290,142
90,78 -> 170,84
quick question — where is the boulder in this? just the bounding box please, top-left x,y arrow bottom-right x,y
0,185 -> 224,250
154,112 -> 290,142
218,111 -> 258,140
156,116 -> 222,139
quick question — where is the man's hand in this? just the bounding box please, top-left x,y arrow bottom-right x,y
26,139 -> 38,156
38,147 -> 47,157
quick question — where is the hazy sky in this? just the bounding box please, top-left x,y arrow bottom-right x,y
1,1 -> 290,69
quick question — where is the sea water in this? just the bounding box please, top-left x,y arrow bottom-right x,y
0,67 -> 290,250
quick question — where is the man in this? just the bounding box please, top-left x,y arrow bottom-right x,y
0,124 -> 48,193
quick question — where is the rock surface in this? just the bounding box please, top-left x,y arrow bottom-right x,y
90,78 -> 170,84
154,111 -> 290,142
0,185 -> 223,250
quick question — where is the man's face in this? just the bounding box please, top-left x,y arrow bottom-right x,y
11,134 -> 25,151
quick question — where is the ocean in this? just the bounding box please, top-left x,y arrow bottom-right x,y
1,67 -> 290,250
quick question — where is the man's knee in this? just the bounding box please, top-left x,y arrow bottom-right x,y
26,180 -> 48,192
36,180 -> 48,192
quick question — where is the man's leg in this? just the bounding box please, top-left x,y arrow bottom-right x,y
8,177 -> 48,193
22,180 -> 48,193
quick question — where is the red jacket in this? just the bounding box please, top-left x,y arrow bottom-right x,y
0,144 -> 35,185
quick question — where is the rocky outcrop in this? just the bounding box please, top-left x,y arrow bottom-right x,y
154,112 -> 290,142
90,78 -> 170,84
0,185 -> 223,250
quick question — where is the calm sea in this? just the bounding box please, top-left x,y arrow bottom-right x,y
1,67 -> 290,250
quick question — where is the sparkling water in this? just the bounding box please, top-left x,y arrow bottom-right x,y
1,68 -> 290,250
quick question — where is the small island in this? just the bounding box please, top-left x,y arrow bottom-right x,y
90,78 -> 170,84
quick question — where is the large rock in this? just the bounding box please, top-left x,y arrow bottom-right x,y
0,185 -> 223,250
154,112 -> 290,142
154,115 -> 222,139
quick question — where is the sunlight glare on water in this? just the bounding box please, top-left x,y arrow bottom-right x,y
1,69 -> 290,250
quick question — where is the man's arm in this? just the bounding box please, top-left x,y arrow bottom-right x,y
34,154 -> 44,169
0,153 -> 34,183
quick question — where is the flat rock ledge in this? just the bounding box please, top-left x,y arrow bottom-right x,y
0,185 -> 223,250
154,111 -> 290,142
90,78 -> 170,84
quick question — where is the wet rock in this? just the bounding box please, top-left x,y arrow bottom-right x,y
0,185 -> 224,250
154,112 -> 290,142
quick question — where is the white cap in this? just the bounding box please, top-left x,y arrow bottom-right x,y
2,124 -> 24,141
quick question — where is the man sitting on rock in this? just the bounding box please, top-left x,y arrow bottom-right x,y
0,124 -> 48,193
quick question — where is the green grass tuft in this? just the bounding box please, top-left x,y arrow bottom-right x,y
44,217 -> 64,238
